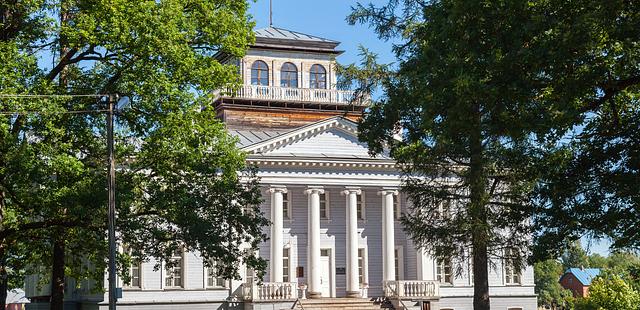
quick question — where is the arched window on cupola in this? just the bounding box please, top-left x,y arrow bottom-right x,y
280,62 -> 298,88
251,60 -> 269,86
309,64 -> 326,89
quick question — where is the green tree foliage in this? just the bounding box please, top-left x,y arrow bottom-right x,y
562,241 -> 590,270
530,0 -> 640,257
0,0 -> 267,308
535,259 -> 573,309
576,274 -> 640,310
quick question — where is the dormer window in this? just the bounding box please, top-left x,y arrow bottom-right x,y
309,64 -> 326,89
251,60 -> 269,86
280,62 -> 298,88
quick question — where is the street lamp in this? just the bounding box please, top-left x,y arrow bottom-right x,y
107,94 -> 129,310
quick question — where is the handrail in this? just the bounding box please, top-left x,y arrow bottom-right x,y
217,85 -> 369,106
384,281 -> 409,310
291,298 -> 305,310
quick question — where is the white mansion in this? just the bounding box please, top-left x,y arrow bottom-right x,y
26,27 -> 536,310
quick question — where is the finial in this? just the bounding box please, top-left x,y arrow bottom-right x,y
269,0 -> 273,27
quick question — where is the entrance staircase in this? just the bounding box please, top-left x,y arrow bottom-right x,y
293,298 -> 390,310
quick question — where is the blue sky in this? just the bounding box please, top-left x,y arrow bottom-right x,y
247,0 -> 396,66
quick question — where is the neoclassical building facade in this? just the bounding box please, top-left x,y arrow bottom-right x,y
25,26 -> 537,310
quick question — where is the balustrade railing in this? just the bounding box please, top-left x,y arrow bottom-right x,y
383,280 -> 440,299
218,85 -> 367,105
243,282 -> 299,301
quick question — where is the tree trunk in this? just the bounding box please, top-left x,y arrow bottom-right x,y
469,104 -> 490,310
50,237 -> 65,310
0,191 -> 7,309
0,247 -> 7,310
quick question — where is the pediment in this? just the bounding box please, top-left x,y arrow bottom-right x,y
242,117 -> 390,160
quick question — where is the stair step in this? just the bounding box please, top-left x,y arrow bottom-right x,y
298,298 -> 383,310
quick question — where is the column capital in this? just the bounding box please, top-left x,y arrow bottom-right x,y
304,186 -> 325,195
268,185 -> 288,194
341,186 -> 362,195
377,187 -> 399,196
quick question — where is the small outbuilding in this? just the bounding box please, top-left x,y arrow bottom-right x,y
559,267 -> 601,297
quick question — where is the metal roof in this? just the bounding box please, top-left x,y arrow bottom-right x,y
228,128 -> 292,148
255,27 -> 338,43
562,268 -> 601,286
252,26 -> 342,54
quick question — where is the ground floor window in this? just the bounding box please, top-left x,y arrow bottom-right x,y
205,259 -> 227,288
283,248 -> 291,282
358,248 -> 367,284
165,248 -> 184,288
436,258 -> 453,284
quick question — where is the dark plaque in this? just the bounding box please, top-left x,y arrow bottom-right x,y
296,266 -> 304,278
336,267 -> 346,275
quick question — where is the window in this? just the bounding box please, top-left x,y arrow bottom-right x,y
504,248 -> 521,285
280,62 -> 298,88
283,248 -> 291,282
165,249 -> 184,288
468,257 -> 474,285
281,192 -> 291,220
438,201 -> 451,220
356,192 -> 365,219
394,194 -> 402,220
309,64 -> 326,89
507,308 -> 523,310
122,246 -> 141,289
436,258 -> 453,284
319,193 -> 329,219
358,248 -> 367,285
394,247 -> 404,280
251,60 -> 269,86
205,259 -> 227,288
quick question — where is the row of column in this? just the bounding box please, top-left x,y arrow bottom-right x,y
269,185 -> 398,298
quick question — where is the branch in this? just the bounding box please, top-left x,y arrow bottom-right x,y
579,75 -> 640,112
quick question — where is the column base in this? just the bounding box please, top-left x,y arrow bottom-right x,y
346,291 -> 361,298
307,291 -> 322,299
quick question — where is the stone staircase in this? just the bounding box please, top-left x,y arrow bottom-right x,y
295,298 -> 389,310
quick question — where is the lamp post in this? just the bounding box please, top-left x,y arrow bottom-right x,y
107,94 -> 129,310
107,94 -> 117,310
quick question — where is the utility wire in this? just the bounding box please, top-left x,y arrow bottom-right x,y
0,93 -> 112,115
0,94 -> 108,98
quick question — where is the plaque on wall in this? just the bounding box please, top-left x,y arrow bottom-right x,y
336,267 -> 346,275
296,266 -> 304,278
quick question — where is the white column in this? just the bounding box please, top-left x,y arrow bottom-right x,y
305,186 -> 324,298
379,188 -> 398,282
343,187 -> 361,297
269,186 -> 287,283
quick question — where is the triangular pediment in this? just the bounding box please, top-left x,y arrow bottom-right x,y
242,117 -> 390,160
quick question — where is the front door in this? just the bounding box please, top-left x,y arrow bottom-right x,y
319,249 -> 331,297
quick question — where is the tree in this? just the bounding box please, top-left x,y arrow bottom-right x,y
534,259 -> 572,309
562,241 -> 590,270
587,254 -> 608,269
1,1 -> 267,309
342,1 -> 574,309
576,274 -> 640,310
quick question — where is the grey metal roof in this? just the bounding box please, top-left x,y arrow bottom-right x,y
255,27 -> 338,43
252,26 -> 342,54
229,128 -> 292,148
